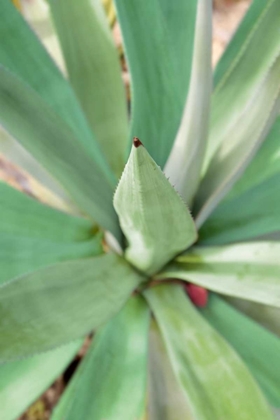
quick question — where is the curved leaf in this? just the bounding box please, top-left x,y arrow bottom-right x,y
195,56 -> 280,228
199,170 -> 280,245
0,253 -> 142,361
52,296 -> 149,420
227,297 -> 280,338
201,295 -> 280,407
148,320 -> 193,420
214,0 -> 274,87
0,127 -> 70,204
114,141 -> 197,275
160,242 -> 280,307
0,0 -> 100,153
0,67 -> 120,238
199,116 -> 280,244
145,284 -> 273,420
0,340 -> 82,420
0,182 -> 102,284
204,0 -> 280,170
164,0 -> 212,206
0,182 -> 92,241
49,0 -> 128,177
114,0 -> 197,167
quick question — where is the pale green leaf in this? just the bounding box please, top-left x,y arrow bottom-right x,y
0,253 -> 142,361
0,234 -> 103,286
0,182 -> 103,284
214,0 -> 273,87
114,0 -> 197,167
204,0 -> 280,170
159,242 -> 280,307
0,152 -> 75,214
227,297 -> 280,338
145,284 -> 274,420
199,116 -> 280,244
0,0 -> 102,154
199,170 -> 280,245
49,0 -> 128,177
19,0 -> 66,72
148,320 -> 193,420
0,66 -> 120,239
52,296 -> 149,420
0,340 -> 82,420
201,295 -> 280,407
226,116 -> 280,200
195,56 -> 280,228
0,126 -> 70,203
113,141 -> 197,275
164,0 -> 212,206
0,181 -> 90,241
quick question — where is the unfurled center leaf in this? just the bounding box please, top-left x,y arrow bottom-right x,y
113,139 -> 197,275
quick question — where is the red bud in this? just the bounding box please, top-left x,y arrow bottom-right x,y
184,283 -> 208,307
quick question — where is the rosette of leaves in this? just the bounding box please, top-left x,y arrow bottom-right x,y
0,0 -> 280,419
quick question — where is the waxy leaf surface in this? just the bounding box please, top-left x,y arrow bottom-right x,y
114,142 -> 197,275
160,242 -> 280,307
201,295 -> 280,406
49,0 -> 128,177
0,182 -> 102,284
52,296 -> 149,420
204,0 -> 280,169
227,297 -> 280,338
195,55 -> 280,227
0,253 -> 142,361
195,0 -> 280,226
0,0 -> 100,152
145,284 -> 273,420
148,320 -> 193,420
0,67 -> 120,238
0,340 -> 82,420
114,0 -> 197,166
200,116 -> 280,244
164,0 -> 212,206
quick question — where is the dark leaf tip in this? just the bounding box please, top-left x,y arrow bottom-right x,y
133,137 -> 143,148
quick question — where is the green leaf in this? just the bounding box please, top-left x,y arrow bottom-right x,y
204,0 -> 280,170
159,242 -> 280,307
52,296 -> 149,420
0,340 -> 82,420
49,0 -> 128,177
0,233 -> 102,286
195,55 -> 280,228
226,116 -> 280,200
145,284 -> 274,420
0,127 -> 70,203
0,253 -> 142,361
0,66 -> 120,238
114,0 -> 197,167
113,141 -> 197,275
0,182 -> 103,284
199,171 -> 280,245
0,182 -> 91,241
226,297 -> 280,338
164,0 -> 212,206
0,0 -> 102,154
199,116 -> 280,245
201,295 -> 280,407
148,320 -> 193,420
213,0 -> 273,87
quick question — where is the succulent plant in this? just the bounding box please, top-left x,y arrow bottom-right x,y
0,0 -> 280,419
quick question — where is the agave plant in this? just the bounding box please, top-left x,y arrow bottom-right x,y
0,0 -> 280,418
